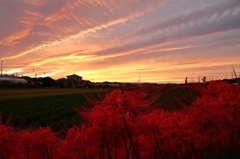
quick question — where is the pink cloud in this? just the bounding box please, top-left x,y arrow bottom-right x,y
22,0 -> 46,6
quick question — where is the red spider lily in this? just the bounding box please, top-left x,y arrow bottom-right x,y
84,105 -> 125,158
13,130 -> 36,159
0,124 -> 16,159
0,81 -> 239,159
102,90 -> 157,113
78,90 -> 160,159
82,89 -> 161,113
140,110 -> 193,158
190,81 -> 240,156
26,127 -> 61,159
61,125 -> 92,159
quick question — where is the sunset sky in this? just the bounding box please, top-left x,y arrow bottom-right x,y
0,0 -> 240,83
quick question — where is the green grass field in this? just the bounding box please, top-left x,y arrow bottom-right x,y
0,86 -> 200,133
0,88 -> 103,100
0,88 -> 106,132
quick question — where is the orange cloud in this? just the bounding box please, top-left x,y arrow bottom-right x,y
0,28 -> 32,46
0,9 -> 147,59
23,0 -> 46,6
1,0 -> 165,61
27,39 -> 203,66
0,41 -> 55,60
43,1 -> 82,23
29,54 -> 90,67
0,9 -> 44,47
25,10 -> 43,17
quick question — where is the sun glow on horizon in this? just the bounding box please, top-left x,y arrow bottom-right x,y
7,69 -> 22,74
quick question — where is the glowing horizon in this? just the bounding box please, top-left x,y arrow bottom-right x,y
0,0 -> 240,84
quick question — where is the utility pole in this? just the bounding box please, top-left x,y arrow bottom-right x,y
239,66 -> 240,78
0,60 -> 2,76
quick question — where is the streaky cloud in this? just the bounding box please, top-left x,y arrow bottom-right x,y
22,0 -> 46,6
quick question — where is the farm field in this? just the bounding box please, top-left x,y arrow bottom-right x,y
1,82 -> 239,158
0,88 -> 104,100
0,86 -> 195,131
0,88 -> 106,131
1,85 -> 203,138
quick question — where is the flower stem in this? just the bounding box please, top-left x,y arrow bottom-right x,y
122,115 -> 140,159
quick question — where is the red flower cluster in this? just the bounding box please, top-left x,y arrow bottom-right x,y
0,81 -> 239,158
0,125 -> 61,159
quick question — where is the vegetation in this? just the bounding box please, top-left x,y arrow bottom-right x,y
0,88 -> 105,131
0,88 -> 102,100
0,82 -> 239,158
0,85 -> 208,131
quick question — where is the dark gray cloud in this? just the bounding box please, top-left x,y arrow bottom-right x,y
100,0 -> 240,53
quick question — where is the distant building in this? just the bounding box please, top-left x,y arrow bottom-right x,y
55,78 -> 67,88
66,74 -> 83,88
0,77 -> 28,84
94,81 -> 120,87
67,74 -> 83,81
20,76 -> 33,83
82,80 -> 92,88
